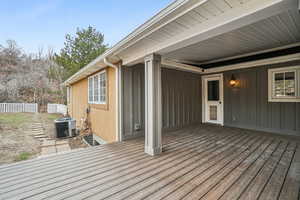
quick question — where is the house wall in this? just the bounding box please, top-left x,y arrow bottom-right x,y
122,65 -> 202,139
69,67 -> 116,143
122,64 -> 145,139
223,60 -> 300,136
162,68 -> 202,130
122,60 -> 299,139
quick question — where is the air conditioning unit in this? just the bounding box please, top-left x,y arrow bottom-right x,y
54,118 -> 76,138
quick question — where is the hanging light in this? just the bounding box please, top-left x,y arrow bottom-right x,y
230,74 -> 237,87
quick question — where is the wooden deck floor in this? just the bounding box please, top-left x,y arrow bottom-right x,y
0,125 -> 299,200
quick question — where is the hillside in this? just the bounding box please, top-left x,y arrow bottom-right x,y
0,40 -> 65,108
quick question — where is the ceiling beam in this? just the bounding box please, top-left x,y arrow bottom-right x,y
161,58 -> 203,74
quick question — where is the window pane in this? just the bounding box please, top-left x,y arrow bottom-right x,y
207,80 -> 219,101
88,78 -> 93,102
99,72 -> 106,103
285,72 -> 295,96
274,72 -> 296,97
274,73 -> 284,97
94,75 -> 99,102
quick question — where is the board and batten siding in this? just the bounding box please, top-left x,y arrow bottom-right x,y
122,65 -> 145,139
122,65 -> 202,139
223,60 -> 300,136
162,68 -> 202,129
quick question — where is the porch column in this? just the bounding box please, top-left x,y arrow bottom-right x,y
144,54 -> 162,156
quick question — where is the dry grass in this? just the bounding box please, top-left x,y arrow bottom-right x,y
0,113 -> 32,128
0,113 -> 39,165
0,113 -> 63,165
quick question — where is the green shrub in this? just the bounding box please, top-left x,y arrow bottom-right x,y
15,152 -> 31,161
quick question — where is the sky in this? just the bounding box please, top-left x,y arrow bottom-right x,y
0,0 -> 173,54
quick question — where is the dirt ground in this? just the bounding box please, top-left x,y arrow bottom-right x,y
0,113 -> 87,165
0,113 -> 40,165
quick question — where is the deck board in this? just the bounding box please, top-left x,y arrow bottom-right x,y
258,142 -> 297,200
181,138 -> 274,200
0,125 -> 299,200
218,140 -> 280,200
10,132 -> 220,200
127,135 -> 265,200
278,144 -> 300,200
235,141 -> 289,200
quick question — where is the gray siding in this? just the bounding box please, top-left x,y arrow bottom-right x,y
122,65 -> 202,139
223,61 -> 300,136
162,68 -> 202,130
122,65 -> 145,139
122,60 -> 300,139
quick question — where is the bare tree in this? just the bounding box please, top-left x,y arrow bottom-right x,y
0,40 -> 66,106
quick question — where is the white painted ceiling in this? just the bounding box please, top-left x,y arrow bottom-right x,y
118,0 -> 300,66
163,9 -> 300,64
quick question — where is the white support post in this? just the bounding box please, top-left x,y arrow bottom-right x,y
144,54 -> 162,156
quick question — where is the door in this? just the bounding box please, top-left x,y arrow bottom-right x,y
202,74 -> 223,125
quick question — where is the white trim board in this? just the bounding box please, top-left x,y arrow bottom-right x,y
159,53 -> 300,76
161,58 -> 203,74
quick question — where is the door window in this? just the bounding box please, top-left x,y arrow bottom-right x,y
207,80 -> 219,101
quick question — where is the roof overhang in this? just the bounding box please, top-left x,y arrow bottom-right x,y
64,0 -> 299,86
63,0 -> 196,85
119,0 -> 299,66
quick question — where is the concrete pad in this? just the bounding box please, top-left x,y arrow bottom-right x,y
56,140 -> 69,145
32,130 -> 43,133
41,140 -> 56,147
32,129 -> 43,132
32,133 -> 44,136
56,144 -> 71,152
41,146 -> 56,155
34,135 -> 47,139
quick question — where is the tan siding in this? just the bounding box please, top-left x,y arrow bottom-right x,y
68,67 -> 116,143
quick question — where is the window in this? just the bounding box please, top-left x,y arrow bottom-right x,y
88,71 -> 107,104
268,66 -> 300,102
207,80 -> 220,101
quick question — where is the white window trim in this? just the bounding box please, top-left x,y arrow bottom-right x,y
88,70 -> 107,104
268,66 -> 300,102
67,86 -> 71,104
